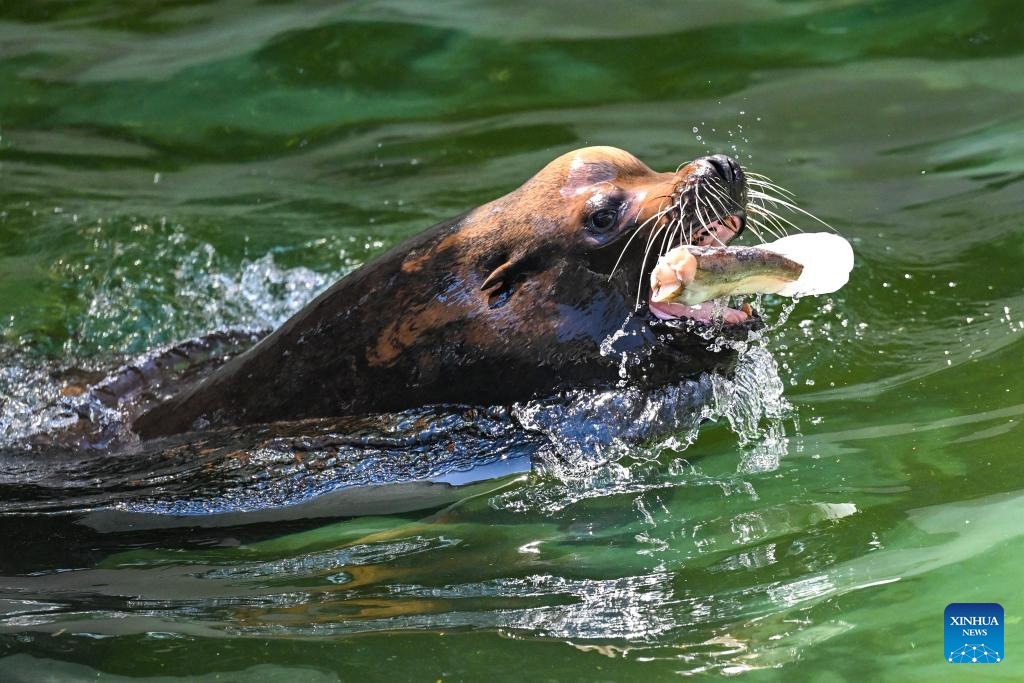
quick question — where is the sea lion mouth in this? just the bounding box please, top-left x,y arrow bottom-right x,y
644,214 -> 757,327
625,155 -> 752,328
597,153 -> 761,331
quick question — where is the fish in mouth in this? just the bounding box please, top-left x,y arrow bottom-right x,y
649,240 -> 803,324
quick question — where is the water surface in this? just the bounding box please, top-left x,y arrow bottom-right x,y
1,0 -> 1023,680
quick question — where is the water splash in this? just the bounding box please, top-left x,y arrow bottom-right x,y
0,354 -> 83,447
0,223 -> 352,447
48,221 -> 348,355
494,335 -> 794,513
709,345 -> 792,474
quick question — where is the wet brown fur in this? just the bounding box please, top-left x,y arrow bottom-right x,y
134,147 -> 749,438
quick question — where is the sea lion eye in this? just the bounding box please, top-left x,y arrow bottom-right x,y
586,208 -> 619,233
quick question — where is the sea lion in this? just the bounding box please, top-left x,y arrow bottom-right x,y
133,147 -> 755,439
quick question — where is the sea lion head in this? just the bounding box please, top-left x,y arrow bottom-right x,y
132,146 -> 764,436
460,145 -> 755,329
416,145 -> 760,394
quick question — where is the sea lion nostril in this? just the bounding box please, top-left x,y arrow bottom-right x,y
706,154 -> 739,185
700,154 -> 746,205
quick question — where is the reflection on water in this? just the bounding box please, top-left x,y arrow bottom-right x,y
5,483 -> 1021,676
2,0 -> 1024,680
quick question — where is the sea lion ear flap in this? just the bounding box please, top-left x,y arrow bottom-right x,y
480,253 -> 528,309
480,244 -> 557,293
480,259 -> 516,292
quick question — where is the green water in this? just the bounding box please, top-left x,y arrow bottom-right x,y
2,0 -> 1023,680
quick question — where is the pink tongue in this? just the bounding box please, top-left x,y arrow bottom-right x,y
696,216 -> 739,246
649,300 -> 749,324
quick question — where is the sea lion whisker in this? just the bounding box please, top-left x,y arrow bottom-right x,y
695,187 -> 728,246
606,221 -> 650,282
744,214 -> 779,242
642,205 -> 669,253
747,197 -> 804,235
634,201 -> 672,307
705,207 -> 739,246
671,210 -> 685,250
703,185 -> 737,225
747,194 -> 794,230
691,190 -> 712,244
746,175 -> 797,199
671,189 -> 696,245
658,211 -> 674,259
678,193 -> 692,245
701,191 -> 730,225
684,199 -> 696,245
700,197 -> 733,248
746,171 -> 796,191
636,229 -> 664,308
703,178 -> 731,201
706,182 -> 741,215
747,188 -> 791,207
693,187 -> 710,230
747,205 -> 789,240
748,190 -> 834,231
747,180 -> 795,202
661,214 -> 681,257
747,178 -> 811,223
639,205 -> 680,299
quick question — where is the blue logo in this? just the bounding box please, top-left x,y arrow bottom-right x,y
945,603 -> 1003,663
